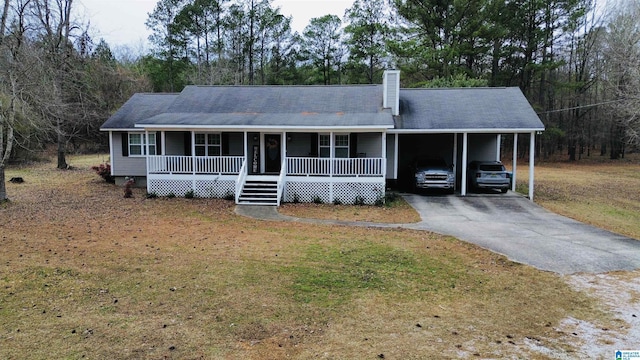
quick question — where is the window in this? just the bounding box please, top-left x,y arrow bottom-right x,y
334,134 -> 349,158
319,134 -> 330,158
195,133 -> 221,156
128,133 -> 156,156
318,134 -> 350,158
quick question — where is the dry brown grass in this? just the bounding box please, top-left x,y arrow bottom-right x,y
278,199 -> 421,224
514,153 -> 640,240
0,155 -> 621,359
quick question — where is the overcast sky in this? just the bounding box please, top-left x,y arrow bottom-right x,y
77,0 -> 354,49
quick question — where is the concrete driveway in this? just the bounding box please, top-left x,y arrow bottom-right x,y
402,192 -> 640,274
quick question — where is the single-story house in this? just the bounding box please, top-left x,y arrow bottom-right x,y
100,70 -> 544,205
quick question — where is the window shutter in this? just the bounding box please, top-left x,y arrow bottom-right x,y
222,133 -> 230,156
350,133 -> 357,158
156,132 -> 162,155
310,133 -> 318,157
183,132 -> 192,156
121,133 -> 129,156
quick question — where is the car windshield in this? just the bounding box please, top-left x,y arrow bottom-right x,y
479,164 -> 505,172
416,159 -> 447,168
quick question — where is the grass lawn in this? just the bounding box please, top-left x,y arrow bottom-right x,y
514,153 -> 640,240
0,154 -> 636,359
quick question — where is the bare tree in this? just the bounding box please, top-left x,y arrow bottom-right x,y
602,0 -> 640,158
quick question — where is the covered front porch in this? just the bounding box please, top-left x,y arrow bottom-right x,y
142,129 -> 388,205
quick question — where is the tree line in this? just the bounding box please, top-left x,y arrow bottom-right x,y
1,0 -> 640,201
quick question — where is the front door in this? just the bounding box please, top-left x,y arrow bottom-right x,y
264,134 -> 282,173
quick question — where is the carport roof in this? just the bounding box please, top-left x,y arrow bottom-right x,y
394,87 -> 545,132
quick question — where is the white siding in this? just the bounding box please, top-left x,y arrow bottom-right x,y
226,132 -> 244,155
357,133 -> 382,157
111,132 -> 147,177
386,134 -> 396,180
165,132 -> 186,155
468,134 -> 498,162
383,70 -> 400,116
286,133 -> 312,157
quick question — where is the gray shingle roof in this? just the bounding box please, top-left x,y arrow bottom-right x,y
395,87 -> 544,131
100,93 -> 179,129
100,85 -> 544,132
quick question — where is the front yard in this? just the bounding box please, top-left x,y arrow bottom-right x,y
0,154 -> 637,359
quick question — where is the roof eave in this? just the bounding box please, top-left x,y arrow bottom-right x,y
134,124 -> 395,131
388,127 -> 545,134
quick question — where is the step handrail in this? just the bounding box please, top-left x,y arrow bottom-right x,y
235,159 -> 248,204
276,158 -> 287,206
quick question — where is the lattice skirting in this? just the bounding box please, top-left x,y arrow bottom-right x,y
284,181 -> 385,205
194,180 -> 235,198
148,179 -> 235,198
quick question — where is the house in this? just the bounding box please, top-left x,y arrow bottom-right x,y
100,70 -> 544,205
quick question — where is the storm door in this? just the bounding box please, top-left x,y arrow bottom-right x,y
264,134 -> 282,173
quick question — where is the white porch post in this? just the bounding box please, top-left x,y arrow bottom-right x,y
244,131 -> 248,159
496,134 -> 502,161
529,132 -> 535,201
453,133 -> 458,190
243,131 -> 248,176
329,132 -> 334,202
461,133 -> 468,196
145,130 -> 150,180
161,131 -> 166,155
108,131 -> 115,177
381,132 -> 387,177
512,134 -> 518,192
191,131 -> 196,191
282,131 -> 287,162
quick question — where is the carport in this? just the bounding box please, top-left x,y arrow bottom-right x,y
386,87 -> 545,200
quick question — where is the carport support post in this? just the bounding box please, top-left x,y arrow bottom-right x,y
461,133 -> 468,196
496,134 -> 501,161
529,132 -> 535,201
512,134 -> 518,192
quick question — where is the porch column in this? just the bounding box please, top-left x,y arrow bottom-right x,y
244,131 -> 248,165
145,130 -> 150,179
329,132 -> 335,202
453,133 -> 458,190
381,132 -> 387,177
191,131 -> 196,172
330,132 -> 335,175
282,131 -> 287,171
496,134 -> 502,161
512,134 -> 518,192
461,133 -> 468,196
161,131 -> 166,155
529,132 -> 535,201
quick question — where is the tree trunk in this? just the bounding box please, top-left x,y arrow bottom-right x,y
0,164 -> 6,202
57,118 -> 67,169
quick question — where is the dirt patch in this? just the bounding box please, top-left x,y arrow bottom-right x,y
560,272 -> 640,357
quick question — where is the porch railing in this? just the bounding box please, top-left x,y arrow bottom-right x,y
148,155 -> 385,177
287,157 -> 385,177
148,155 -> 244,175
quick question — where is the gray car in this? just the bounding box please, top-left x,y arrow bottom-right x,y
467,161 -> 510,193
413,158 -> 455,193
